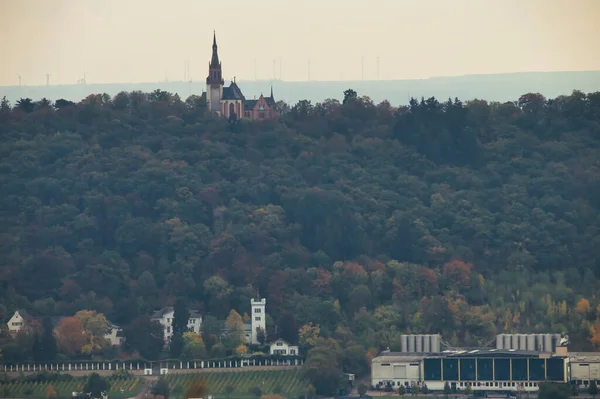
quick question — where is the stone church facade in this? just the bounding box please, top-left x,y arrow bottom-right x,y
202,32 -> 277,121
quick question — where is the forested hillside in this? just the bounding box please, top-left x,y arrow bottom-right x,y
1,89 -> 600,361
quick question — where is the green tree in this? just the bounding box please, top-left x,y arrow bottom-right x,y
443,382 -> 451,396
302,342 -> 341,396
464,384 -> 472,397
589,381 -> 598,398
250,386 -> 262,398
538,383 -> 571,399
357,383 -> 368,397
123,316 -> 163,360
182,332 -> 206,359
39,317 -> 58,361
343,89 -> 358,104
170,298 -> 190,358
84,373 -> 110,398
153,377 -> 170,399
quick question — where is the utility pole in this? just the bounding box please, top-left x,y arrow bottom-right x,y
45,73 -> 51,86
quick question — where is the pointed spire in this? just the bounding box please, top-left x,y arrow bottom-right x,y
206,31 -> 224,85
270,85 -> 273,98
210,31 -> 220,66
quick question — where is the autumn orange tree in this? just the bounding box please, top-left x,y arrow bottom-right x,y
45,384 -> 57,398
575,298 -> 591,315
590,321 -> 600,350
55,317 -> 88,356
184,380 -> 208,399
442,259 -> 473,291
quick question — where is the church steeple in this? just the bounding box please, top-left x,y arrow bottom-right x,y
207,30 -> 224,85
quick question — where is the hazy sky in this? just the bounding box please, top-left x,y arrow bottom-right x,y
1,0 -> 599,86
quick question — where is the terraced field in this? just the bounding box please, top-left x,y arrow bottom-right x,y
165,369 -> 307,398
0,376 -> 143,399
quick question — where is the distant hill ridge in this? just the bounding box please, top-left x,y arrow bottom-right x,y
1,70 -> 600,105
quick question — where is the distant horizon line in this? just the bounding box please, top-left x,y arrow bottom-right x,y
2,69 -> 600,89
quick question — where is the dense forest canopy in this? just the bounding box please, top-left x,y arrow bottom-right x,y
1,88 -> 600,364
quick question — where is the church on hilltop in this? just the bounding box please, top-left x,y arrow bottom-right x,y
201,32 -> 277,121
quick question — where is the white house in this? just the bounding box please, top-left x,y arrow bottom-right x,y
104,322 -> 124,346
269,338 -> 299,356
7,310 -> 35,334
150,307 -> 202,342
249,298 -> 266,344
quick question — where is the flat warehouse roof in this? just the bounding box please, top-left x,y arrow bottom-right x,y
437,349 -> 545,358
374,349 -> 568,361
373,355 -> 426,363
569,352 -> 600,362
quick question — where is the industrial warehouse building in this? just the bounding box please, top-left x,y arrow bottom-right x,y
569,352 -> 600,390
371,333 -> 587,393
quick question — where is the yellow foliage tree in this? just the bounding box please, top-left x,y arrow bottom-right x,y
75,310 -> 109,336
45,384 -> 57,398
298,323 -> 320,349
75,310 -> 110,354
183,331 -> 203,345
225,310 -> 244,348
576,298 -> 591,314
235,344 -> 248,355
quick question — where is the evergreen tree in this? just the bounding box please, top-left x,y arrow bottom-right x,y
32,333 -> 42,362
40,317 -> 58,361
169,298 -> 190,358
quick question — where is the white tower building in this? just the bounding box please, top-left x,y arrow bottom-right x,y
251,297 -> 267,344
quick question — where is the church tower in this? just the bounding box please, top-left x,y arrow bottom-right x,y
250,297 -> 266,344
206,31 -> 224,113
